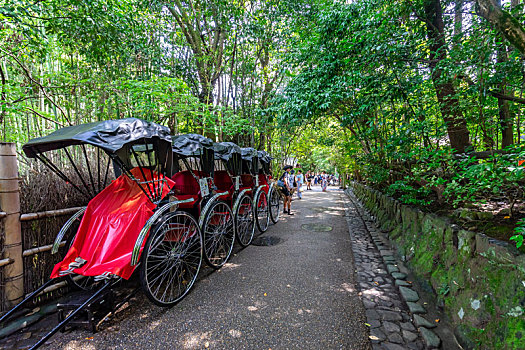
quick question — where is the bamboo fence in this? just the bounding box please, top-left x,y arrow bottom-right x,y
0,143 -> 88,313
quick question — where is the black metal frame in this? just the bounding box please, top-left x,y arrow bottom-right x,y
33,145 -> 113,199
214,145 -> 243,198
172,145 -> 216,200
257,150 -> 272,176
110,137 -> 172,203
31,136 -> 171,204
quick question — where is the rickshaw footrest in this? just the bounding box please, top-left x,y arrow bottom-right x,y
57,290 -> 115,333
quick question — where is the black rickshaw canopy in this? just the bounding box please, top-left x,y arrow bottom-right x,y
22,118 -> 172,158
172,134 -> 215,176
241,147 -> 259,175
257,150 -> 272,174
22,118 -> 174,202
214,142 -> 242,176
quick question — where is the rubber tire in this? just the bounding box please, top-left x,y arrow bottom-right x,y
140,211 -> 203,307
235,193 -> 255,247
269,188 -> 280,224
255,190 -> 270,233
202,201 -> 235,269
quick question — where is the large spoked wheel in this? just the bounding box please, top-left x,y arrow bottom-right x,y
140,211 -> 203,307
202,201 -> 235,269
269,188 -> 280,224
235,194 -> 255,247
255,190 -> 270,233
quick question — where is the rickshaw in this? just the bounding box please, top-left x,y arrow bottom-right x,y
0,119 -> 207,348
257,150 -> 281,224
170,134 -> 235,269
213,142 -> 256,246
241,148 -> 270,233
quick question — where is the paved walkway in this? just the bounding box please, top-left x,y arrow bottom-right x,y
45,187 -> 370,350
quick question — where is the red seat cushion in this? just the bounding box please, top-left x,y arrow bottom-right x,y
214,170 -> 233,192
241,174 -> 254,188
258,174 -> 268,185
171,170 -> 206,208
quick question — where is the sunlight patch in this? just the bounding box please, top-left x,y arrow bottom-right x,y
182,331 -> 212,349
301,223 -> 333,232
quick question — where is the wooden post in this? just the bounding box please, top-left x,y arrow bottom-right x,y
0,143 -> 24,307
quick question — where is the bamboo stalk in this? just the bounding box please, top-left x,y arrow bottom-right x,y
22,241 -> 66,257
39,280 -> 67,296
0,143 -> 24,306
0,258 -> 14,268
20,207 -> 85,222
35,275 -> 82,296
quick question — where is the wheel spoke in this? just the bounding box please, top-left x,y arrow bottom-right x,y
142,211 -> 202,306
203,202 -> 234,268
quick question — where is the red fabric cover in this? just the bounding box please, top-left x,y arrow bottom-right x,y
214,170 -> 233,202
51,167 -> 174,280
214,170 -> 233,192
241,174 -> 254,188
170,170 -> 205,208
258,174 -> 269,194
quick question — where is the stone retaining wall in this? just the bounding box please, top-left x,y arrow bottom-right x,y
350,182 -> 525,349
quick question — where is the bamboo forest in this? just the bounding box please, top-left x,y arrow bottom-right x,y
1,0 -> 525,349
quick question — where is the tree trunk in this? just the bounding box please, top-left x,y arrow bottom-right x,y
494,0 -> 515,148
454,0 -> 463,37
424,0 -> 472,153
496,47 -> 514,148
166,2 -> 227,138
476,0 -> 525,56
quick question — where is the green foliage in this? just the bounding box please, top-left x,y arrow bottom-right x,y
387,180 -> 433,206
268,0 -> 525,251
511,219 -> 525,248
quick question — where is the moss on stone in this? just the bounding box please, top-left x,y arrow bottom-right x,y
351,183 -> 525,349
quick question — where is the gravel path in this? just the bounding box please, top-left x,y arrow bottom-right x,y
43,187 -> 370,350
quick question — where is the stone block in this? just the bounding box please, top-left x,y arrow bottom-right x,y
383,321 -> 400,333
387,264 -> 399,274
475,233 -> 518,265
402,329 -> 418,342
395,279 -> 410,287
458,230 -> 476,258
407,302 -> 426,314
350,181 -> 525,349
378,310 -> 403,321
458,209 -> 477,221
387,332 -> 404,344
400,321 -> 416,331
369,327 -> 386,342
420,327 -> 441,348
391,272 -> 407,280
399,286 -> 419,302
413,315 -> 436,328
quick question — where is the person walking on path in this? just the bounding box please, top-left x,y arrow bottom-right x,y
296,169 -> 304,199
321,171 -> 328,192
289,169 -> 297,199
278,165 -> 294,215
306,171 -> 313,190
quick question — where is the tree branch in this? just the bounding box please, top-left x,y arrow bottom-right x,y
458,73 -> 525,104
0,61 -> 6,124
2,49 -> 72,125
475,0 -> 525,55
25,107 -> 65,127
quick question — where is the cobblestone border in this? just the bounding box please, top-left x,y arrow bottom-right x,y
343,189 -> 442,349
